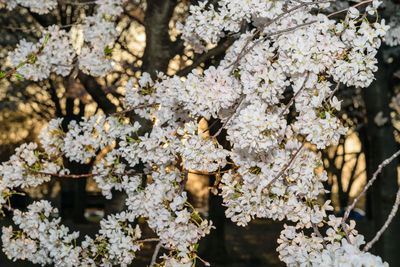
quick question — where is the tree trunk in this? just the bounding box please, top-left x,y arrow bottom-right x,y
142,0 -> 177,78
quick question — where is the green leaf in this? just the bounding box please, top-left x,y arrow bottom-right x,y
249,166 -> 261,175
104,46 -> 113,56
126,135 -> 140,144
0,72 -> 6,79
231,193 -> 241,199
234,68 -> 240,78
192,212 -> 202,222
43,33 -> 50,46
29,56 -> 36,64
14,74 -> 24,80
111,176 -> 119,183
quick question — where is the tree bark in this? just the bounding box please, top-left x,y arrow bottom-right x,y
142,0 -> 177,78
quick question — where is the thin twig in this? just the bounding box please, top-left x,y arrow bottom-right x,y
150,242 -> 162,267
212,95 -> 245,138
328,82 -> 341,102
341,221 -> 352,244
363,187 -> 400,251
228,0 -> 334,70
1,25 -> 44,32
312,223 -> 327,249
188,169 -> 231,176
280,71 -> 310,117
138,238 -> 160,243
342,149 -> 400,223
27,170 -> 97,178
263,140 -> 306,192
1,22 -> 82,33
27,169 -> 141,179
1,34 -> 50,81
327,0 -> 373,18
111,104 -> 156,117
59,0 -> 97,5
200,119 -> 220,135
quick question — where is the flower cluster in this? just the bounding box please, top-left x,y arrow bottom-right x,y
1,114 -> 213,264
79,0 -> 126,76
80,211 -> 143,266
125,168 -> 213,255
0,0 -> 57,14
220,140 -> 332,227
8,26 -> 75,81
40,115 -> 141,164
176,121 -> 229,172
2,201 -> 147,266
177,0 -> 287,52
0,143 -> 59,209
277,216 -> 388,266
6,0 -> 127,79
2,200 -> 81,266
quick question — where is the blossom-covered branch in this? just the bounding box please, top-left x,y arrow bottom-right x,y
0,0 -> 395,266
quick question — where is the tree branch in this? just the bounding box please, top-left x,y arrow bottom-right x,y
342,149 -> 400,223
363,187 -> 400,251
176,38 -> 235,77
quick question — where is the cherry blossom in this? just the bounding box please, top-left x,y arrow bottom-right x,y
0,0 -> 394,266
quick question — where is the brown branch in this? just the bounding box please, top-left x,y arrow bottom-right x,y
179,170 -> 189,194
27,170 -> 97,178
176,38 -> 235,77
78,72 -> 117,114
138,238 -> 160,243
27,169 -> 141,179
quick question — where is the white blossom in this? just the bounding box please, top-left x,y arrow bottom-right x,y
0,1 -> 393,266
